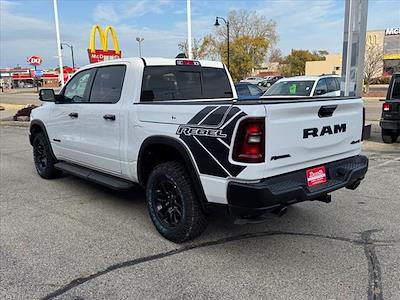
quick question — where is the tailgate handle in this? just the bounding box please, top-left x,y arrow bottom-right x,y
318,105 -> 337,118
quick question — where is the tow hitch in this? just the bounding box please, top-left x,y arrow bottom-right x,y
315,194 -> 332,203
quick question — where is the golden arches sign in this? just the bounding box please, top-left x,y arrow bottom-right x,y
87,24 -> 121,63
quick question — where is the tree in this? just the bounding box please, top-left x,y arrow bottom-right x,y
269,48 -> 283,63
363,43 -> 384,93
282,49 -> 324,76
178,38 -> 203,59
228,36 -> 269,82
192,9 -> 277,82
178,35 -> 220,60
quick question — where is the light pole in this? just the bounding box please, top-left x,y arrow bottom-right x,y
214,16 -> 230,70
60,43 -> 75,69
136,37 -> 144,57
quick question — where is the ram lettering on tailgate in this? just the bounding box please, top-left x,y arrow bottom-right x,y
303,123 -> 347,139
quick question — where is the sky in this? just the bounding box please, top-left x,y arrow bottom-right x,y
0,0 -> 399,68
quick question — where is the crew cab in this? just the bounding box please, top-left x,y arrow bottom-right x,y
380,72 -> 400,143
30,58 -> 368,243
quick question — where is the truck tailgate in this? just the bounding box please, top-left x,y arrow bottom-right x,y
263,98 -> 363,178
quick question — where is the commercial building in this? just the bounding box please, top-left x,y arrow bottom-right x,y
0,66 -> 76,88
305,54 -> 342,76
305,28 -> 400,77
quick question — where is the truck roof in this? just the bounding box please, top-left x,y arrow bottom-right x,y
81,57 -> 225,69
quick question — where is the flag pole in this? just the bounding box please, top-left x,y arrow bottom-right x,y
53,0 -> 64,86
186,0 -> 193,59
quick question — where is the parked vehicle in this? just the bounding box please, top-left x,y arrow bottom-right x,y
235,82 -> 264,99
380,72 -> 400,143
258,76 -> 284,88
262,75 -> 341,97
240,76 -> 264,85
30,58 -> 368,243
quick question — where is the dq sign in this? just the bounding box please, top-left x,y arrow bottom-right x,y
88,25 -> 121,63
27,55 -> 43,66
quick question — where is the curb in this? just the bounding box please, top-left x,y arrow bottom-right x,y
0,120 -> 30,128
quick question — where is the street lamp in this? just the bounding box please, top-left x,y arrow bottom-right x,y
60,43 -> 75,69
214,16 -> 230,70
136,37 -> 144,57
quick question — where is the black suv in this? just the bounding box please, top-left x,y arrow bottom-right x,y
380,72 -> 400,143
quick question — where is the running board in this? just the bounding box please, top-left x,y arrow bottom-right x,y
54,162 -> 135,190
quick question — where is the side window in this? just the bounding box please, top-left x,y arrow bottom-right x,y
236,84 -> 250,96
326,77 -> 339,92
63,69 -> 93,103
390,77 -> 400,99
89,65 -> 126,103
334,78 -> 341,90
248,84 -> 262,96
314,79 -> 328,95
202,67 -> 233,98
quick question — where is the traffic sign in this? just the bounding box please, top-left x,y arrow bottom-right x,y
27,55 -> 43,66
33,70 -> 44,78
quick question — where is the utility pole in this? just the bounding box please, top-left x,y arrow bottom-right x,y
61,43 -> 75,69
53,0 -> 64,86
341,0 -> 368,97
187,0 -> 193,59
136,37 -> 144,57
215,17 -> 230,70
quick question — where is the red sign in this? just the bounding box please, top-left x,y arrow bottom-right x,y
27,55 -> 43,66
306,166 -> 327,187
87,49 -> 121,63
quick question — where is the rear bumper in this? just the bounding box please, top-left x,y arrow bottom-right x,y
227,155 -> 368,217
380,119 -> 400,131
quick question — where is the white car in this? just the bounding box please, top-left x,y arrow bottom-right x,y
30,58 -> 367,243
240,76 -> 264,85
262,75 -> 341,97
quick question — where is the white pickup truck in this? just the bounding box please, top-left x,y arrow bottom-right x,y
30,58 -> 368,243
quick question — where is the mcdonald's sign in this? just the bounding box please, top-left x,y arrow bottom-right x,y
87,25 -> 122,63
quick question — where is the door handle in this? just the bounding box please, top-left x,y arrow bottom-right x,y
103,114 -> 116,121
68,112 -> 78,118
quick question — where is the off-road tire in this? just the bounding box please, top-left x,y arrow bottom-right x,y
32,132 -> 62,179
146,161 -> 207,243
382,129 -> 398,144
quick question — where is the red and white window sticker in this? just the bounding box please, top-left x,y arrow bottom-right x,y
306,166 -> 327,187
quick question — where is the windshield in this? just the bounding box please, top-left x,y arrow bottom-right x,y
263,80 -> 315,96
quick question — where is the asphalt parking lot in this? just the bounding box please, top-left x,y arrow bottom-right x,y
0,125 -> 399,300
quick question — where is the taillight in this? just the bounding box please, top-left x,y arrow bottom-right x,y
383,103 -> 391,111
233,118 -> 265,163
361,107 -> 365,141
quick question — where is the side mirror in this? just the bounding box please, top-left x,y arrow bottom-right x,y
39,89 -> 56,102
315,89 -> 326,96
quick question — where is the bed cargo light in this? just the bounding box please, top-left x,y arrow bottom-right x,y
176,60 -> 200,66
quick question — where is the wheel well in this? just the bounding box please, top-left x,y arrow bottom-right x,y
138,137 -> 208,211
29,124 -> 43,145
139,143 -> 184,186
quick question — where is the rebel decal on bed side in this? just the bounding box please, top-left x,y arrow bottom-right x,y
178,106 -> 247,178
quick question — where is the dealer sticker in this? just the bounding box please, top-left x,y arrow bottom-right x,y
306,166 -> 327,187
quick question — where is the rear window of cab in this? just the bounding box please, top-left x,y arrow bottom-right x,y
140,66 -> 233,101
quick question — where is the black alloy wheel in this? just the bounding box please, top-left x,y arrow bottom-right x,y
146,161 -> 207,243
32,132 -> 62,179
33,138 -> 48,173
154,177 -> 183,227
